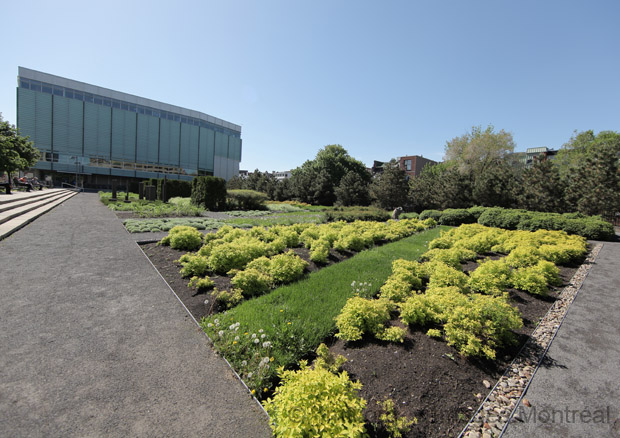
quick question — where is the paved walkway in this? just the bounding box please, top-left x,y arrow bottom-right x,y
0,193 -> 271,437
503,238 -> 620,437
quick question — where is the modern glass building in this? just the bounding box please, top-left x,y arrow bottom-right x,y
16,67 -> 242,187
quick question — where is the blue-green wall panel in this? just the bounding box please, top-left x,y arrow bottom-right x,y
17,88 -> 37,146
84,102 -> 111,158
180,124 -> 199,172
159,119 -> 180,166
53,96 -> 83,155
136,114 -> 159,163
111,109 -> 136,161
199,127 -> 215,171
215,131 -> 228,158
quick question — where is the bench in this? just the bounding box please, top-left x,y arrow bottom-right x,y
13,178 -> 33,192
0,182 -> 11,194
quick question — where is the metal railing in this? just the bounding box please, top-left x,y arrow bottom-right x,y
61,182 -> 83,192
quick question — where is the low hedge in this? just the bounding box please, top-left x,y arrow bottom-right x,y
227,189 -> 269,210
324,207 -> 391,222
418,207 -> 615,241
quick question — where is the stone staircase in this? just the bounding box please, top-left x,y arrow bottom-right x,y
0,189 -> 78,240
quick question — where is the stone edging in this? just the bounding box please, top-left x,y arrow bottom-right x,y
459,243 -> 604,438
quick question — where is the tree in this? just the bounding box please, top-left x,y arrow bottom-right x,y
370,161 -> 409,210
334,171 -> 370,206
409,162 -> 473,211
444,125 -> 515,175
515,158 -> 566,212
472,158 -> 519,207
0,115 -> 40,181
290,145 -> 370,205
563,131 -> 620,217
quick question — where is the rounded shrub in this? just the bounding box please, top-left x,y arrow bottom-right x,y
263,362 -> 367,438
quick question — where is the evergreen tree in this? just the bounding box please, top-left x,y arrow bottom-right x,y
516,158 -> 566,212
370,161 -> 409,210
334,171 -> 371,206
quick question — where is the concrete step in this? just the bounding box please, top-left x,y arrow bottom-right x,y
0,191 -> 78,241
0,191 -> 76,226
0,188 -> 74,207
0,189 -> 74,213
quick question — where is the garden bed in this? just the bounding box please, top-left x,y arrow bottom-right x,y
139,227 -> 584,438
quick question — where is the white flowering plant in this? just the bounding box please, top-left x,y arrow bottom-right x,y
203,317 -> 275,396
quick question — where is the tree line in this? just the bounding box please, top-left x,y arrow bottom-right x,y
229,126 -> 620,218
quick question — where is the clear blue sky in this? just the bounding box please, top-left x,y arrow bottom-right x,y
1,0 -> 618,172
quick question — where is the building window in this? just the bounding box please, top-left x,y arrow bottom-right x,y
404,159 -> 412,171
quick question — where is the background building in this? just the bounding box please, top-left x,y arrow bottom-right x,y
16,67 -> 242,188
512,147 -> 558,167
372,155 -> 438,179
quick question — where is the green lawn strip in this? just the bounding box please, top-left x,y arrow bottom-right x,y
202,226 -> 446,378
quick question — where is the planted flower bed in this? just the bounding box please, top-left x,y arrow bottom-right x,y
141,220 -> 589,438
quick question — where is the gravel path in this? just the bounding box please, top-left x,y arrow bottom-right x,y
0,192 -> 271,437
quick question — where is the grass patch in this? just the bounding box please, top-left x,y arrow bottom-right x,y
201,226 -> 446,392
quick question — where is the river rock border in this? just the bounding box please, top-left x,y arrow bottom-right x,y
459,243 -> 603,438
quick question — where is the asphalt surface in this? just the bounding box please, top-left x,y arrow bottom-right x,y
0,193 -> 271,437
503,238 -> 620,438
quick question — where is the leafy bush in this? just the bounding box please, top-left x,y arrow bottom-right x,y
178,254 -> 210,278
309,239 -> 330,263
468,259 -> 513,296
535,260 -> 562,286
443,294 -> 523,360
377,398 -> 416,438
511,267 -> 549,296
425,262 -> 470,293
262,361 -> 367,438
505,247 -> 542,268
438,208 -> 476,226
419,209 -> 442,221
231,268 -> 272,296
191,176 -> 227,210
207,237 -> 272,273
268,251 -> 308,284
227,189 -> 269,210
335,297 -> 398,342
324,206 -> 390,222
400,286 -> 468,326
165,226 -> 203,251
187,276 -> 215,291
477,207 -> 614,240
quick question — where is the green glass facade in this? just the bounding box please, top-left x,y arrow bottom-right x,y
16,67 -> 242,185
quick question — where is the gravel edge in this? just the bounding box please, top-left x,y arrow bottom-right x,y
459,243 -> 604,438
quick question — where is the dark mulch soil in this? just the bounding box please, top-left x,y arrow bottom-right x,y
139,242 -> 359,320
140,240 -> 583,438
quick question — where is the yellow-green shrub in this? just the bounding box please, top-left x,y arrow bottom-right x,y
262,361 -> 366,438
231,268 -> 272,296
535,260 -> 562,286
400,286 -> 468,326
426,262 -> 470,293
511,267 -> 548,296
379,277 -> 415,303
159,225 -> 203,251
268,251 -> 308,284
207,237 -> 271,273
178,254 -> 210,277
443,294 -> 522,360
335,297 -> 397,342
309,239 -> 330,264
468,259 -> 513,296
188,276 -> 214,291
